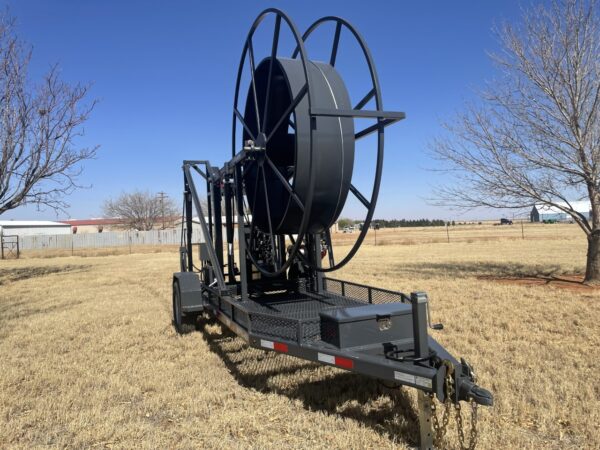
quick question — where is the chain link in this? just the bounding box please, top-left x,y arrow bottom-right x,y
429,360 -> 479,449
431,394 -> 452,448
455,400 -> 478,450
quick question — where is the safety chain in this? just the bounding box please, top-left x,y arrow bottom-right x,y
455,400 -> 478,450
429,360 -> 479,449
431,395 -> 452,448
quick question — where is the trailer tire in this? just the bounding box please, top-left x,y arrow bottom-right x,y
172,280 -> 197,334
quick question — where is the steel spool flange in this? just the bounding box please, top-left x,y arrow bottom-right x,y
291,16 -> 397,272
232,8 -> 317,277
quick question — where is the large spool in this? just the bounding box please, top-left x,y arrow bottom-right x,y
232,9 -> 403,276
242,57 -> 354,234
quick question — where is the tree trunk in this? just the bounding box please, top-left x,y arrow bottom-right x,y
584,230 -> 600,285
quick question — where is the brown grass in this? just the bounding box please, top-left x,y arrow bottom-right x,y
0,224 -> 599,449
18,244 -> 180,259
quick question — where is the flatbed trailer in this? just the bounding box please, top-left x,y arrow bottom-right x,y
171,9 -> 492,449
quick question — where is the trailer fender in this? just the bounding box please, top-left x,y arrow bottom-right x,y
173,272 -> 205,313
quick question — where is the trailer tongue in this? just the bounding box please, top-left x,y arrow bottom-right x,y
172,9 -> 492,449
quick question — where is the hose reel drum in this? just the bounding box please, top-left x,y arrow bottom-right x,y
232,9 -> 405,276
242,57 -> 354,236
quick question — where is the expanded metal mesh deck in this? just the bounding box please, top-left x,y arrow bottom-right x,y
233,278 -> 407,344
240,291 -> 364,320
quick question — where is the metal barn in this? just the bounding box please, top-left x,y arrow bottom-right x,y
530,201 -> 592,222
0,220 -> 72,237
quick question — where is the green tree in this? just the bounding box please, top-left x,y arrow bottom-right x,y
337,217 -> 354,229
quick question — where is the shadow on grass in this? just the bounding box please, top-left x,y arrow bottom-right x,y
0,265 -> 90,330
0,264 -> 91,285
394,261 -> 571,280
197,317 -> 419,446
0,297 -> 86,326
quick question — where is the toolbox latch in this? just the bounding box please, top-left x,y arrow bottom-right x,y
376,314 -> 392,331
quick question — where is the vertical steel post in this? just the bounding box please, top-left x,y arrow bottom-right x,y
207,176 -> 213,239
417,391 -> 434,450
305,234 -> 322,292
184,172 -> 193,272
224,176 -> 235,284
278,235 -> 286,267
314,235 -> 323,292
411,292 -> 429,359
234,166 -> 248,300
212,171 -> 224,271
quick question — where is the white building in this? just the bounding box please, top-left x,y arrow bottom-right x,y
0,220 -> 71,237
530,201 -> 592,223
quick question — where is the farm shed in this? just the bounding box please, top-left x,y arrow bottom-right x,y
60,218 -> 125,234
0,220 -> 71,237
530,201 -> 592,222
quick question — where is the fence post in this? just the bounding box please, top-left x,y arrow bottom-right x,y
521,220 -> 525,240
446,223 -> 450,243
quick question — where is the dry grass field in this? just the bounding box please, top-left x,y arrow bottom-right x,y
1,223 -> 599,449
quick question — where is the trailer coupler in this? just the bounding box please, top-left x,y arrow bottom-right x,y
454,358 -> 493,406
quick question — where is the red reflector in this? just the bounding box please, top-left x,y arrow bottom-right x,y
273,342 -> 288,352
335,356 -> 354,369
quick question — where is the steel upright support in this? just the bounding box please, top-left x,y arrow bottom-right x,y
224,177 -> 236,284
411,292 -> 429,359
183,164 -> 227,291
417,391 -> 434,450
207,177 -> 213,239
314,235 -> 323,292
212,171 -> 224,271
184,175 -> 194,272
234,166 -> 248,300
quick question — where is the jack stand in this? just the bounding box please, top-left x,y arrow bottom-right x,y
417,391 -> 434,450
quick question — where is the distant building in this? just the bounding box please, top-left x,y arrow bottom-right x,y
530,201 -> 591,223
0,220 -> 71,237
60,218 -> 125,234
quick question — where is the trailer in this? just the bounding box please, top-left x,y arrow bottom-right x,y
172,9 -> 492,449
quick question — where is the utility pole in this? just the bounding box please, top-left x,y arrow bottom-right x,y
157,191 -> 168,230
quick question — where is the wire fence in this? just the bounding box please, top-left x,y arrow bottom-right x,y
18,228 -> 204,252
13,222 -> 580,255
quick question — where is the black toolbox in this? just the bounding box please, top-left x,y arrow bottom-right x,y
319,302 -> 413,348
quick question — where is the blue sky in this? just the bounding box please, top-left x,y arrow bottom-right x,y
2,1 -> 530,221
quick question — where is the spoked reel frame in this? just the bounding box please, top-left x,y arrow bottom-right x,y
293,16 -> 396,272
232,8 -> 405,277
232,9 -> 315,278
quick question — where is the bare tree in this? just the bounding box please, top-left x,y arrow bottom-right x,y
0,14 -> 97,215
431,0 -> 600,284
103,190 -> 178,231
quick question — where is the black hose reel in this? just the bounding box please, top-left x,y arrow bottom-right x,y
232,9 -> 405,277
